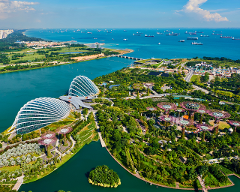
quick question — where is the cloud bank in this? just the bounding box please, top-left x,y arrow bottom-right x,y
0,0 -> 38,19
183,0 -> 228,22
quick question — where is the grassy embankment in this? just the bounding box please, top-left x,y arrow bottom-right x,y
23,120 -> 98,184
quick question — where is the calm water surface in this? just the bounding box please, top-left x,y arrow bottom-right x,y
20,142 -> 240,192
1,29 -> 239,191
0,57 -> 132,132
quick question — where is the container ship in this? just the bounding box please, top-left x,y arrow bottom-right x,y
220,36 -> 232,39
187,37 -> 198,40
192,42 -> 203,45
145,35 -> 154,37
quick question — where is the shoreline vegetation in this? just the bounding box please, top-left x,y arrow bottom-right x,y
0,30 -> 133,74
88,165 -> 121,188
0,31 -> 240,192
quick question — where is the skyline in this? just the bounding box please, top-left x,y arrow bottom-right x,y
0,0 -> 239,29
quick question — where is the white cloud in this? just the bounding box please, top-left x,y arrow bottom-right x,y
0,0 -> 39,19
183,0 -> 228,22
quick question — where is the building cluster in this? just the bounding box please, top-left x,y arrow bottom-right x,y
194,62 -> 240,77
0,29 -> 14,39
16,41 -> 76,49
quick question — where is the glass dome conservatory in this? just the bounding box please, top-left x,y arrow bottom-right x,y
68,75 -> 99,97
11,97 -> 71,134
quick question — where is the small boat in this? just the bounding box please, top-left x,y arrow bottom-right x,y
116,44 -> 119,46
200,35 -> 209,37
158,43 -> 161,45
123,39 -> 128,41
87,32 -> 92,34
179,40 -> 185,42
133,33 -> 141,36
157,32 -> 163,35
93,38 -> 97,39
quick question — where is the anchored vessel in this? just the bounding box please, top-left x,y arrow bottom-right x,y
232,37 -> 240,40
187,37 -> 198,40
145,35 -> 154,37
220,36 -> 232,39
192,42 -> 203,45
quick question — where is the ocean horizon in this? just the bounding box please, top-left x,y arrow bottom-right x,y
26,28 -> 240,60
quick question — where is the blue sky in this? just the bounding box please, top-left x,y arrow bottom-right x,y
0,0 -> 239,28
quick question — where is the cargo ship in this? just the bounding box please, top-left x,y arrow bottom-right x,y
166,33 -> 179,36
232,37 -> 240,40
87,32 -> 92,34
200,35 -> 209,37
212,33 -> 222,35
187,37 -> 198,40
145,35 -> 154,37
157,32 -> 163,35
192,42 -> 203,45
220,36 -> 232,38
189,32 -> 197,35
195,31 -> 204,33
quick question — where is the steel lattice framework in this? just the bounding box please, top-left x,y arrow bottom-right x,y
196,123 -> 213,132
157,102 -> 177,113
207,110 -> 231,121
11,98 -> 71,134
180,102 -> 206,112
68,75 -> 99,97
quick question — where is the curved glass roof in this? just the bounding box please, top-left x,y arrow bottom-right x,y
68,75 -> 99,97
11,97 -> 70,134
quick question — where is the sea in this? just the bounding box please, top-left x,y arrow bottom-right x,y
0,28 -> 240,191
25,28 -> 240,60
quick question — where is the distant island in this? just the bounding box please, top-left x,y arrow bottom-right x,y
0,30 -> 133,74
88,165 -> 121,188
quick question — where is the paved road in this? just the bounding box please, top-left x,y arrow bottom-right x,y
197,176 -> 208,192
192,85 -> 209,94
185,69 -> 194,82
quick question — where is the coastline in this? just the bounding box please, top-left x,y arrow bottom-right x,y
105,147 -> 237,191
0,30 -> 134,75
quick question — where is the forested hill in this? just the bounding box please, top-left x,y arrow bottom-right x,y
0,30 -> 43,51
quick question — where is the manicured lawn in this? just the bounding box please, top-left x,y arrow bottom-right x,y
190,75 -> 200,82
209,120 -> 230,130
0,165 -> 20,172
